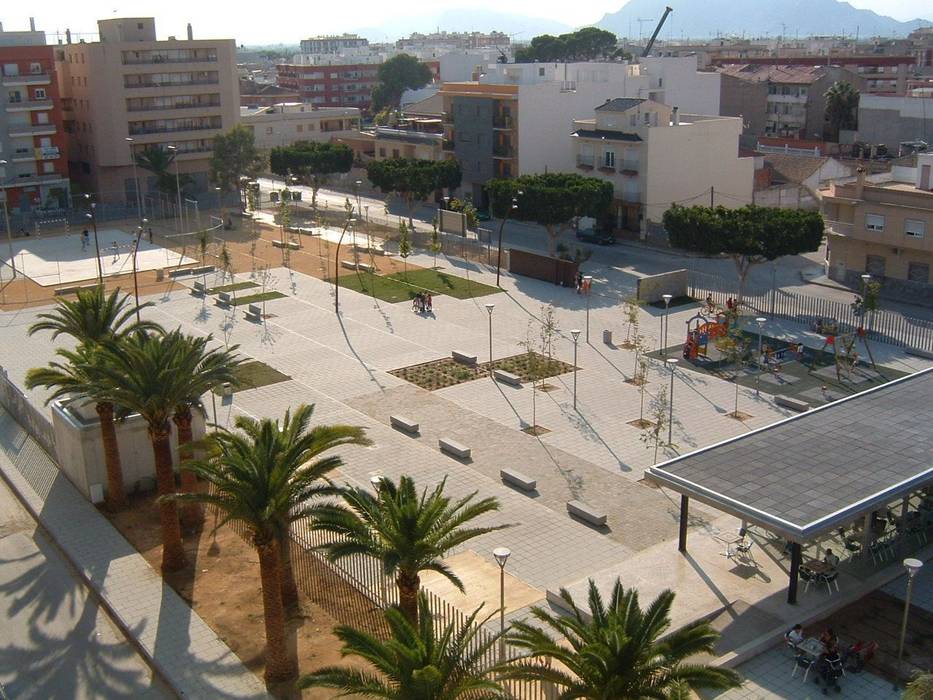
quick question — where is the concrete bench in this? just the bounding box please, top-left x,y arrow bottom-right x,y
272,240 -> 299,250
493,369 -> 521,386
340,259 -> 357,270
215,292 -> 232,307
357,262 -> 375,273
191,281 -> 207,296
452,350 -> 477,366
500,468 -> 536,492
245,304 -> 262,322
168,268 -> 194,279
390,415 -> 419,434
566,500 -> 607,527
775,395 -> 810,412
189,265 -> 215,276
439,437 -> 471,460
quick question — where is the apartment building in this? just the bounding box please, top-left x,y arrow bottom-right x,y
571,98 -> 753,233
370,126 -> 445,162
239,79 -> 299,108
853,93 -> 933,152
240,103 -> 360,149
714,56 -> 915,95
823,154 -> 933,298
55,17 -> 238,204
717,64 -> 862,139
0,22 -> 70,217
300,35 -> 369,55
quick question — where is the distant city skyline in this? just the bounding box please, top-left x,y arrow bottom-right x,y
1,0 -> 930,45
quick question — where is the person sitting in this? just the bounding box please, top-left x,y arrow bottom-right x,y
705,294 -> 715,312
819,628 -> 838,650
785,624 -> 805,648
823,549 -> 840,569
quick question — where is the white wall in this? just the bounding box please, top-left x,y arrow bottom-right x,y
639,56 -> 722,116
242,107 -> 360,150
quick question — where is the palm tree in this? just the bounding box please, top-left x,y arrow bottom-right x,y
159,330 -> 243,530
167,411 -> 343,686
905,672 -> 933,699
824,81 -> 859,141
500,579 -> 742,699
311,475 -> 507,623
27,286 -> 161,511
228,404 -> 370,610
134,145 -> 193,198
299,594 -> 507,699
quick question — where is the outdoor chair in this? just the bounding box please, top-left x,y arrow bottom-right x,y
819,571 -> 840,594
868,540 -> 888,566
801,566 -> 817,593
791,654 -> 816,682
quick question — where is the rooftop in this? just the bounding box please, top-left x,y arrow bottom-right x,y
764,154 -> 834,184
717,63 -> 833,84
571,129 -> 643,142
595,97 -> 647,113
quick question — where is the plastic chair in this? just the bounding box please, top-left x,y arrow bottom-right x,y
791,654 -> 816,682
821,571 -> 840,594
801,567 -> 817,593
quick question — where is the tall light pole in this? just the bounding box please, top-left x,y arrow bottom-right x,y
354,179 -> 362,217
584,275 -> 593,343
492,547 -> 511,664
894,558 -> 923,690
495,193 -> 520,287
84,195 -> 103,284
0,160 -> 15,278
661,293 -> 673,356
861,273 -> 873,335
485,303 -> 495,369
167,145 -> 183,233
334,216 -> 356,313
132,218 -> 147,320
571,329 -> 581,409
755,317 -> 766,396
125,137 -> 144,222
666,358 -> 678,445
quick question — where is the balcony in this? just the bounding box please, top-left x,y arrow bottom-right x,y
1,73 -> 51,86
128,122 -> 222,136
6,99 -> 54,113
598,163 -> 616,173
621,161 -> 639,176
122,56 -> 218,66
8,173 -> 68,187
493,144 -> 514,159
825,220 -> 855,237
576,155 -> 594,171
126,100 -> 222,112
7,123 -> 56,137
493,115 -> 513,129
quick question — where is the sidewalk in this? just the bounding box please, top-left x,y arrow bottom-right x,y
0,407 -> 269,700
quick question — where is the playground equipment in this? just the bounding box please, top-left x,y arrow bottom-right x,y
758,340 -> 804,373
682,312 -> 729,360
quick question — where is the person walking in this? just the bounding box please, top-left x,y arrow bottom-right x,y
426,293 -> 433,313
81,229 -> 89,251
148,227 -> 154,244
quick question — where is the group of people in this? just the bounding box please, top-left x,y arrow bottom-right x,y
413,292 -> 433,314
786,623 -> 878,692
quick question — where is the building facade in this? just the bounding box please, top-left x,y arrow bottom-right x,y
300,35 -> 368,55
571,98 -> 753,233
1,24 -> 70,218
712,56 -> 916,95
55,17 -> 238,206
823,154 -> 933,299
240,103 -> 360,150
854,94 -> 933,153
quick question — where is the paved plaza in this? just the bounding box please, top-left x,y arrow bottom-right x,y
1,244 -> 930,677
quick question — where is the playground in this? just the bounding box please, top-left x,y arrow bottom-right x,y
0,228 -> 197,287
651,308 -> 910,406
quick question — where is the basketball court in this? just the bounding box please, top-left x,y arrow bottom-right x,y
0,228 -> 197,287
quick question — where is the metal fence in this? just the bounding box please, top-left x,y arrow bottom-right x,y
0,365 -> 57,461
689,270 -> 933,353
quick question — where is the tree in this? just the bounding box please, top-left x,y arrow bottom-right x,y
621,298 -> 641,348
26,287 -> 160,512
663,204 -> 824,302
824,81 -> 859,142
487,174 -> 613,256
520,320 -> 547,433
514,28 -> 617,62
367,158 -> 462,229
500,579 -> 741,698
539,304 -> 560,361
640,386 -> 669,464
429,217 -> 442,269
371,54 -> 433,112
209,124 -> 263,207
397,220 -> 412,280
270,141 -> 353,215
299,595 -> 506,699
310,475 -> 506,624
134,145 -> 193,198
905,672 -> 933,699
447,197 -> 478,230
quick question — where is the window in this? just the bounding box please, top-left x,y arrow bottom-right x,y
905,219 -> 926,239
865,213 -> 885,232
378,147 -> 386,157
392,149 -> 400,158
37,112 -> 49,124
8,90 -> 22,103
43,162 -> 55,173
296,124 -> 303,133
30,62 -> 42,74
907,262 -> 930,283
265,127 -> 273,134
538,67 -> 545,77
34,88 -> 46,99
604,151 -> 615,168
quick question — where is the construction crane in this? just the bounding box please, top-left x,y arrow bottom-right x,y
636,17 -> 654,42
642,6 -> 674,57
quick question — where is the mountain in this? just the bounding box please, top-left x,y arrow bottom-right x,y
596,0 -> 931,40
355,9 -> 572,43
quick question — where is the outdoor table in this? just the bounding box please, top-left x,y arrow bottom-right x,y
803,560 -> 833,575
797,637 -> 825,659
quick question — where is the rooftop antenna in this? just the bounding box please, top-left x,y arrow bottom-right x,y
637,17 -> 654,43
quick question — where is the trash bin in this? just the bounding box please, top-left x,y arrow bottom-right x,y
603,329 -> 613,345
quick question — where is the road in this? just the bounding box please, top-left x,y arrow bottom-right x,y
0,478 -> 171,700
254,178 -> 933,322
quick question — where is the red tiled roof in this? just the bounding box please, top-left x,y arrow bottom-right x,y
717,63 -> 830,84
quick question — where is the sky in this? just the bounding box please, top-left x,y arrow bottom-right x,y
2,0 -> 931,45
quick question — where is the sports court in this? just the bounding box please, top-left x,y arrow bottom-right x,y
1,228 -> 197,287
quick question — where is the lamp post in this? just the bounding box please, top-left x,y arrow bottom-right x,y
125,137 -> 144,222
0,160 -> 15,278
666,358 -> 678,445
861,273 -> 873,335
167,145 -> 183,233
485,303 -> 495,369
492,547 -> 511,664
755,317 -> 766,396
571,329 -> 581,409
584,275 -> 593,343
354,179 -> 363,217
894,558 -> 923,690
84,195 -> 103,284
369,475 -> 384,492
495,192 -> 520,287
131,218 -> 147,320
661,293 -> 673,356
334,216 -> 356,313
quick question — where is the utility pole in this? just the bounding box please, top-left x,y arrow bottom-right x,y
710,186 -> 714,207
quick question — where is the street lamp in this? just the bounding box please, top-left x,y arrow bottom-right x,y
571,329 -> 581,409
666,358 -> 678,445
334,216 -> 356,313
166,145 -> 183,233
369,475 -> 384,493
492,546 -> 511,664
495,191 -> 521,287
0,160 -> 15,278
661,293 -> 673,356
84,195 -> 103,284
755,317 -> 766,396
131,218 -> 148,320
584,275 -> 594,342
125,137 -> 143,222
485,303 -> 495,368
894,558 -> 923,690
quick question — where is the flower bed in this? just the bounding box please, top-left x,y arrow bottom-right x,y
390,352 -> 574,391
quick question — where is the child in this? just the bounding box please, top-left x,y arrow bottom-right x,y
426,293 -> 433,313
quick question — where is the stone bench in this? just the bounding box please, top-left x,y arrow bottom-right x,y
390,415 -> 420,434
451,350 -> 477,366
493,369 -> 521,386
272,240 -> 300,250
340,259 -> 358,270
566,500 -> 607,527
775,395 -> 810,412
215,292 -> 232,307
500,468 -> 536,492
189,265 -> 215,276
191,281 -> 207,296
357,262 -> 375,273
245,304 -> 262,322
168,267 -> 194,279
438,437 -> 470,460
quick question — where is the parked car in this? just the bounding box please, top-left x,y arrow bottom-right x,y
576,229 -> 616,245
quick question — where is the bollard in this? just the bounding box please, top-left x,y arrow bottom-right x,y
603,329 -> 613,345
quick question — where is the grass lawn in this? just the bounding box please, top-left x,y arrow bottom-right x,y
206,281 -> 259,294
213,360 -> 291,395
337,268 -> 501,304
230,291 -> 287,306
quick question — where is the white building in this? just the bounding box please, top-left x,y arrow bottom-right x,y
239,103 -> 360,150
571,98 -> 753,232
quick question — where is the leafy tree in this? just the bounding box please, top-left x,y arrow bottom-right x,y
905,672 -> 933,700
134,145 -> 193,198
429,217 -> 442,269
398,220 -> 412,279
299,594 -> 506,698
514,28 -> 617,62
209,124 -> 263,207
500,579 -> 742,698
640,386 -> 669,464
367,158 -> 462,229
487,174 -> 613,256
310,475 -> 506,624
621,298 -> 641,347
824,81 -> 859,142
662,204 -> 824,302
270,141 -> 353,215
372,54 -> 433,112
447,197 -> 478,230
